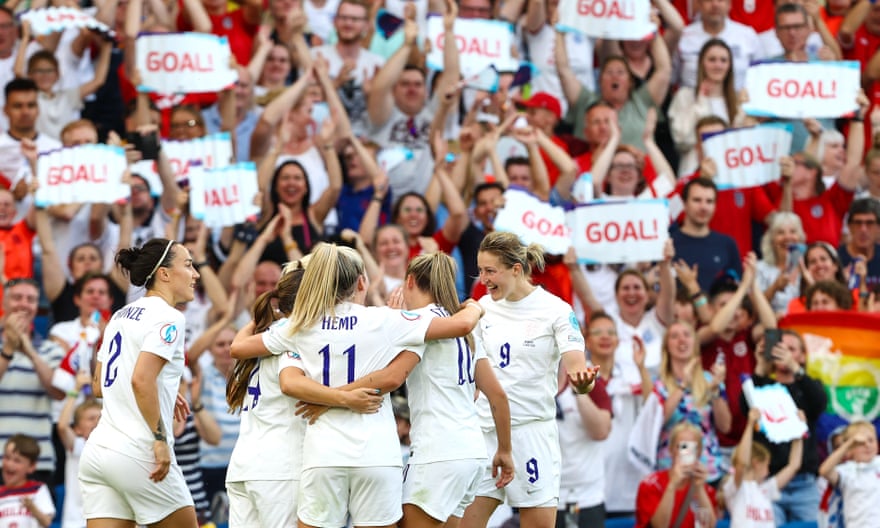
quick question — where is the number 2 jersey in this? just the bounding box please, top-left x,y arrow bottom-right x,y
268,303 -> 430,469
406,304 -> 487,465
475,287 -> 585,428
89,296 -> 186,460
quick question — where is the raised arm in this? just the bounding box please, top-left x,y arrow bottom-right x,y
590,121 -> 621,196
250,72 -> 311,160
655,239 -> 676,325
79,40 -> 113,99
35,208 -> 66,303
553,20 -> 585,107
367,14 -> 418,126
806,0 -> 842,59
838,0 -> 871,53
838,94 -> 867,191
310,117 -> 344,227
645,32 -> 672,107
436,167 -> 469,246
643,109 -> 676,194
654,0 -> 684,52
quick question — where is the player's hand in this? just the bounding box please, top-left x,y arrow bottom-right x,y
295,401 -> 331,424
492,449 -> 515,488
341,387 -> 384,414
569,365 -> 600,394
174,393 -> 190,422
150,441 -> 171,482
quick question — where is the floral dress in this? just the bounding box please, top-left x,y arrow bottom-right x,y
653,373 -> 727,483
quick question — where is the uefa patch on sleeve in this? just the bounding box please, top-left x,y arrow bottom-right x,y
400,310 -> 421,321
160,323 -> 179,344
569,312 -> 580,331
286,350 -> 300,359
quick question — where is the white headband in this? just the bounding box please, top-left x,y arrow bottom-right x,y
145,240 -> 175,284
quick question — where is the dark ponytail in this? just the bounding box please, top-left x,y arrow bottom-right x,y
115,238 -> 176,288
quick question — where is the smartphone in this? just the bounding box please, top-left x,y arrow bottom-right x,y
786,243 -> 806,273
126,131 -> 160,160
678,440 -> 697,466
764,328 -> 783,362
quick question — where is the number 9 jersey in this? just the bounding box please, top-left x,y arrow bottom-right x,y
89,296 -> 187,458
475,287 -> 585,428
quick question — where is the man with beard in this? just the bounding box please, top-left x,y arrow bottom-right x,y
310,0 -> 384,137
669,177 -> 742,292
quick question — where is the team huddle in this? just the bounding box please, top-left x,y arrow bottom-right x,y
75,231 -> 597,528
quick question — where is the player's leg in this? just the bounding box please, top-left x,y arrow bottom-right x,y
147,505 -> 198,528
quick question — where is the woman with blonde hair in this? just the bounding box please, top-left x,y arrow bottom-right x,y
395,252 -> 514,528
230,243 -> 482,528
460,232 -> 599,528
654,321 -> 731,485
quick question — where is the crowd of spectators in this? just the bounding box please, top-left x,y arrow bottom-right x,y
1,0 -> 880,527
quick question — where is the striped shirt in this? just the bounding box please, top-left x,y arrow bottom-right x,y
174,415 -> 210,517
0,335 -> 65,472
198,363 -> 240,469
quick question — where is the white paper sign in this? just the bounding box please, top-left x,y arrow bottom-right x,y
21,7 -> 115,40
136,33 -> 238,94
161,132 -> 233,183
556,0 -> 654,40
188,162 -> 260,228
743,61 -> 860,119
35,144 -> 129,207
426,17 -> 517,76
566,198 -> 669,264
702,124 -> 793,189
742,379 -> 809,444
493,188 -> 572,254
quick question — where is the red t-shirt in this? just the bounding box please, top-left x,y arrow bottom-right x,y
764,182 -> 854,247
843,24 -> 880,73
541,135 -> 573,187
635,470 -> 718,528
177,6 -> 257,67
701,330 -> 755,447
671,172 -> 777,259
407,229 -> 457,262
0,220 -> 37,317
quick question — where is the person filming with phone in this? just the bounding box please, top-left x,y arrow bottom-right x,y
740,329 -> 826,526
635,422 -> 718,528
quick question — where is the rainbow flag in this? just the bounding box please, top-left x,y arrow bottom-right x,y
780,311 -> 880,448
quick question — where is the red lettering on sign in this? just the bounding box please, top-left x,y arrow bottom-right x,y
723,145 -> 775,169
576,0 -> 635,19
47,164 -> 108,186
585,219 -> 658,243
522,210 -> 567,237
145,51 -> 215,73
766,78 -> 836,99
434,33 -> 502,58
205,185 -> 239,207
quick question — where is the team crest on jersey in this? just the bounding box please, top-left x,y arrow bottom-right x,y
286,351 -> 300,359
160,324 -> 179,344
400,310 -> 421,321
569,312 -> 580,331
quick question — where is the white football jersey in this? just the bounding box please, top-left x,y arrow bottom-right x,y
270,303 -> 431,469
226,353 -> 304,482
406,305 -> 487,465
475,287 -> 585,428
89,296 -> 186,460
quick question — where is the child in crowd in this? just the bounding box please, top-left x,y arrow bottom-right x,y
56,373 -> 101,528
0,434 -> 55,528
724,408 -> 803,528
819,420 -> 880,526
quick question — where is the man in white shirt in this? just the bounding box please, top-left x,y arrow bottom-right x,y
310,0 -> 385,137
675,0 -> 765,90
